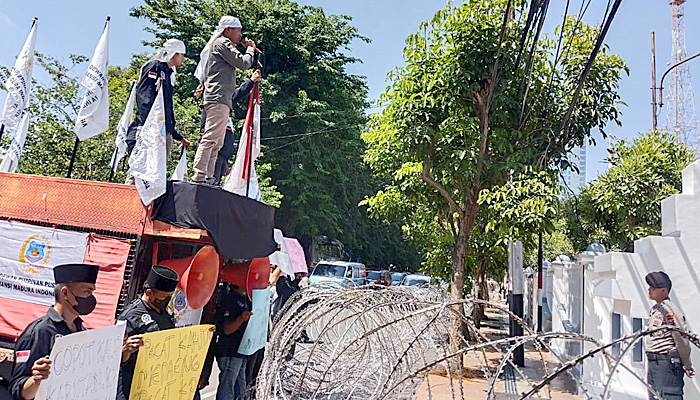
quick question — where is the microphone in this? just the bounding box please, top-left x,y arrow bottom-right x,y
243,37 -> 263,54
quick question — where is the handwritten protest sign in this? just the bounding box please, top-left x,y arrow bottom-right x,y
129,324 -> 214,400
35,322 -> 125,400
238,287 -> 270,356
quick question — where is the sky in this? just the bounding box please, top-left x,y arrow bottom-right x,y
1,0 -> 699,181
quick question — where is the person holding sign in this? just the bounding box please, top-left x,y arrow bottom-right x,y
213,283 -> 253,400
115,265 -> 182,400
9,264 -> 99,400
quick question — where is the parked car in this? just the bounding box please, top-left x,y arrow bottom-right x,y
366,270 -> 391,286
390,272 -> 407,286
366,270 -> 381,283
401,273 -> 432,286
309,261 -> 367,286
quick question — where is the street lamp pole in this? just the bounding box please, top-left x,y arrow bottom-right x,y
658,51 -> 700,109
651,31 -> 658,132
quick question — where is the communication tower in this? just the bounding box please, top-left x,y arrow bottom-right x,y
666,0 -> 699,152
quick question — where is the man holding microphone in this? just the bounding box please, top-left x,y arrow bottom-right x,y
193,16 -> 257,184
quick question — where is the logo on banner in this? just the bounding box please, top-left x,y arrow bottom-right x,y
19,234 -> 51,267
173,292 -> 187,312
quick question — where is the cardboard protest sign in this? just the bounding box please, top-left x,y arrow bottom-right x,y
238,287 -> 270,356
35,322 -> 126,400
129,325 -> 214,400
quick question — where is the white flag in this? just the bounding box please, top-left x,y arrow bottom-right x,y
222,86 -> 262,201
74,19 -> 109,141
128,87 -> 167,206
269,229 -> 294,277
0,112 -> 30,173
0,20 -> 37,133
110,80 -> 136,172
171,149 -> 189,181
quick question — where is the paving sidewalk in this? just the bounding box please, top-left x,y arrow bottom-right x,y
413,301 -> 581,400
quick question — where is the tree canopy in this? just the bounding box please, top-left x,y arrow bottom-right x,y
0,0 -> 420,267
362,0 -> 628,325
566,131 -> 694,252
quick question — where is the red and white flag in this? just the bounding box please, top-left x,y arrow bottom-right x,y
223,82 -> 262,201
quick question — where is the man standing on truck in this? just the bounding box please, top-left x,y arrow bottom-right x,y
192,16 -> 256,183
115,265 -> 183,400
9,264 -> 100,400
125,38 -> 191,184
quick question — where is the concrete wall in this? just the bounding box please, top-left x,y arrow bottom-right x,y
576,161 -> 700,399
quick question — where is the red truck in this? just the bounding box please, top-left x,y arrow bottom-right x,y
0,172 -> 276,397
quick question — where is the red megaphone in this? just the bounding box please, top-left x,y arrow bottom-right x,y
222,257 -> 270,298
160,245 -> 221,309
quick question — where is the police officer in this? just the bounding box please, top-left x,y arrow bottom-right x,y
116,265 -> 179,400
9,263 -> 99,400
645,271 -> 695,400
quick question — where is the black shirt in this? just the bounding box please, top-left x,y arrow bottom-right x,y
115,298 -> 176,400
213,288 -> 251,358
10,307 -> 85,400
126,60 -> 181,144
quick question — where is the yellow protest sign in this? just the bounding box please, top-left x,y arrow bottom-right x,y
129,324 -> 214,400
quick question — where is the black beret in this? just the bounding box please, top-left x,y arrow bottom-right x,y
54,264 -> 99,284
645,271 -> 672,290
147,265 -> 180,292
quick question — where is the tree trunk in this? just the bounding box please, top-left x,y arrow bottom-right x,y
472,259 -> 489,328
448,218 -> 469,370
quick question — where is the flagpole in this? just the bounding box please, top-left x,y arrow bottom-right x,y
69,16 -> 110,180
108,149 -> 118,182
245,82 -> 259,198
66,137 -> 80,178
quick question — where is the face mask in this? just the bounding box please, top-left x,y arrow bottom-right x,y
68,288 -> 97,315
153,296 -> 172,312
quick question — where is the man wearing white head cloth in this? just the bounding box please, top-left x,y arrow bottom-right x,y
125,38 -> 191,180
192,16 -> 256,184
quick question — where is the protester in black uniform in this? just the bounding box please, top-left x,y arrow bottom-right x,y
9,263 -> 99,400
125,39 -> 190,184
213,283 -> 253,400
195,69 -> 261,185
115,265 -> 183,400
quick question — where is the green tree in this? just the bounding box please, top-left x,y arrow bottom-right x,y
570,131 -> 694,252
362,1 -> 626,343
130,0 -> 419,266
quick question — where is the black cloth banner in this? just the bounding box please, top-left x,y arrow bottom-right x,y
152,181 -> 276,260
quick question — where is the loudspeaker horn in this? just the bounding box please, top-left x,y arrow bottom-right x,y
160,245 -> 221,309
222,257 -> 270,298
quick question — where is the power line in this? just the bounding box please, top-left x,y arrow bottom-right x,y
263,124 -> 363,153
261,124 -> 362,141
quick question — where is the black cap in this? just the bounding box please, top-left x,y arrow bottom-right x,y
53,264 -> 99,284
147,265 -> 180,292
645,271 -> 672,290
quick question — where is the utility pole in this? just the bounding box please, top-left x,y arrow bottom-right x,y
537,231 -> 543,333
508,239 -> 525,367
651,31 -> 658,132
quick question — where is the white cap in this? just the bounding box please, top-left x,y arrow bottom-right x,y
157,38 -> 186,64
163,38 -> 186,55
217,16 -> 242,31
